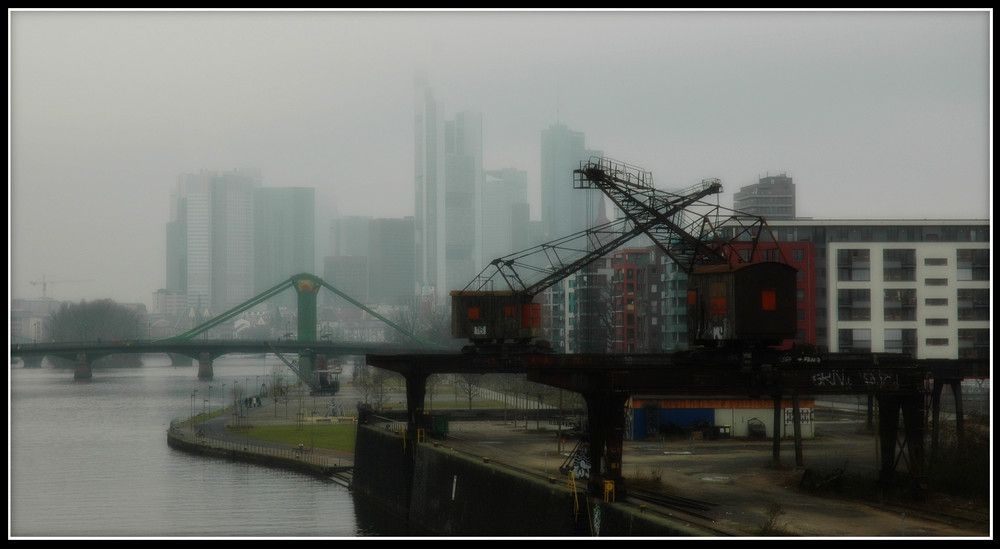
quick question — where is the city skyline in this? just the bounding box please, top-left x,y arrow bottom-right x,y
9,10 -> 992,308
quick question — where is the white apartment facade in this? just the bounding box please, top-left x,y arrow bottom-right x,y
828,237 -> 989,359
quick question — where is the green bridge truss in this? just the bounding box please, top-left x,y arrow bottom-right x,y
158,273 -> 438,349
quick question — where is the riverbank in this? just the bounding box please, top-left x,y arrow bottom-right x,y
166,386 -> 355,483
165,388 -> 990,537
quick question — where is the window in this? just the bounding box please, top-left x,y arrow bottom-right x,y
958,329 -> 989,359
761,289 -> 777,311
839,328 -> 871,352
956,249 -> 989,281
924,257 -> 947,266
884,328 -> 917,356
925,318 -> 949,326
925,338 -> 949,346
883,249 -> 916,281
837,249 -> 870,281
791,249 -> 804,262
883,289 -> 916,321
957,288 -> 989,321
838,289 -> 871,321
924,298 -> 948,306
924,278 -> 948,286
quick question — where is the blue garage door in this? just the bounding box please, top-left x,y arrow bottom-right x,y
664,408 -> 714,427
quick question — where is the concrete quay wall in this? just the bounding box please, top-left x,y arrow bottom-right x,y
166,421 -> 350,480
352,425 -> 708,537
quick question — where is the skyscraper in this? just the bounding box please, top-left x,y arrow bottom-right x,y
166,169 -> 258,314
253,186 -> 315,304
166,170 -> 315,316
414,76 -> 483,303
540,123 -> 603,241
481,168 -> 529,263
326,215 -> 415,307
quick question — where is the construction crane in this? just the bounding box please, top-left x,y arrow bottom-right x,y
451,156 -> 797,350
29,275 -> 91,300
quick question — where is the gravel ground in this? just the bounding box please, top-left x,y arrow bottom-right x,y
231,388 -> 990,538
442,417 -> 991,538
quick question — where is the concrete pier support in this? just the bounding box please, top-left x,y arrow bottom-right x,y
21,355 -> 44,368
197,352 -> 214,380
403,370 -> 430,437
74,353 -> 93,380
583,391 -> 630,498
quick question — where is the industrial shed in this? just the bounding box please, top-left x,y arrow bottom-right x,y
627,396 -> 815,440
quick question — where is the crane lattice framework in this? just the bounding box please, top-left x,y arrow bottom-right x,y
461,157 -> 731,298
572,156 -> 787,273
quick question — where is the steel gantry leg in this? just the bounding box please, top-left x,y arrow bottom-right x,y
876,393 -> 927,489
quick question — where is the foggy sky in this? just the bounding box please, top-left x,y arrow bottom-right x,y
8,9 -> 992,308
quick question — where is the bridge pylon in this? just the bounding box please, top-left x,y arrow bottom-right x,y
292,274 -> 321,382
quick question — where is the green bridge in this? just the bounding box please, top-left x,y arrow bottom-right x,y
10,273 -> 448,383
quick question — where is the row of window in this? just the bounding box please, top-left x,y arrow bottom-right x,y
837,248 -> 989,282
839,328 -> 990,359
838,288 -> 989,321
738,224 -> 990,244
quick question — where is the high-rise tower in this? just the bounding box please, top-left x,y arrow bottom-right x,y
166,169 -> 258,314
540,123 -> 603,241
253,186 -> 315,305
414,75 -> 483,303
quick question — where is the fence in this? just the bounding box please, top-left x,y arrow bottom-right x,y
167,418 -> 348,472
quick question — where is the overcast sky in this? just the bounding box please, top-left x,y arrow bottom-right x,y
8,9 -> 992,308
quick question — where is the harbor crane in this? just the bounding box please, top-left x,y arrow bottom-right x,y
451,156 -> 797,350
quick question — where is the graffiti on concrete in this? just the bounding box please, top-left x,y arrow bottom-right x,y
571,450 -> 591,481
810,369 -> 900,390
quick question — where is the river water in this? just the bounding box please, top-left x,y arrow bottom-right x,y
9,355 -> 386,538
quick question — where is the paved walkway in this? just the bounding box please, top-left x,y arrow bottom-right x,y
169,385 -> 355,475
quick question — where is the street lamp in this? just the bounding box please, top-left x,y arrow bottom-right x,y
190,389 -> 197,432
233,380 -> 239,426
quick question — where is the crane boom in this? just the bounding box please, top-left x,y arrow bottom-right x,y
461,159 -> 724,298
573,156 -> 780,274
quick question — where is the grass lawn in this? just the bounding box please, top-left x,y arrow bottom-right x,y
238,423 -> 357,452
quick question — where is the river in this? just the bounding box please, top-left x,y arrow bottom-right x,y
9,355 -> 389,538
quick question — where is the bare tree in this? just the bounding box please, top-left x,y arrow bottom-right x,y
354,361 -> 394,411
425,373 -> 441,410
454,373 -> 482,411
47,299 -> 146,367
